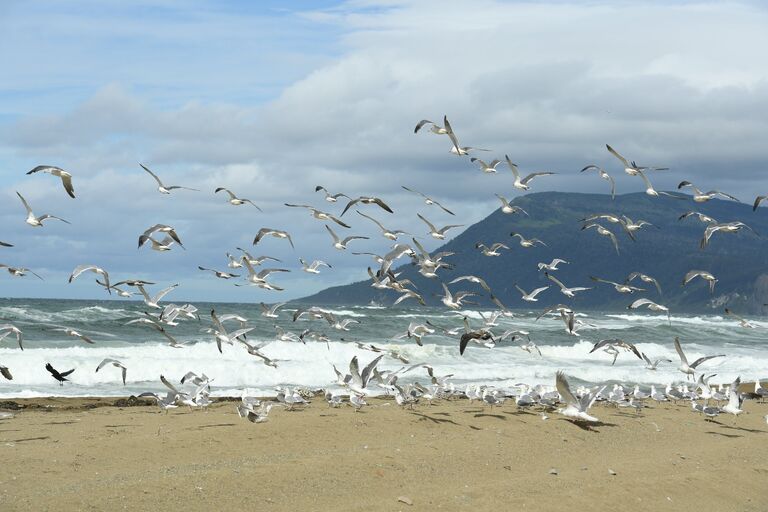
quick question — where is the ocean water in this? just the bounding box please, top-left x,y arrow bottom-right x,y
0,298 -> 765,398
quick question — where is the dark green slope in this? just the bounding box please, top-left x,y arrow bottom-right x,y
298,192 -> 768,313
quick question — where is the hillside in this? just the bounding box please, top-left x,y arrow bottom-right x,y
297,192 -> 768,313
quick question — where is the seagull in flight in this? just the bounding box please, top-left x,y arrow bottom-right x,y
495,194 -> 528,215
52,327 -> 95,344
580,165 -> 615,199
253,228 -> 294,249
215,187 -> 262,210
700,221 -> 754,249
581,223 -> 620,254
136,283 -> 178,309
27,166 -> 76,198
299,258 -> 332,274
626,272 -> 662,295
325,225 -> 369,250
628,298 -> 671,324
96,358 -> 127,385
417,213 -> 464,240
590,276 -> 644,294
341,196 -> 393,216
198,266 -> 240,279
537,258 -> 568,271
724,308 -> 756,328
673,337 -> 725,380
401,186 -> 455,215
284,203 -> 351,228
356,210 -> 409,240
16,191 -> 70,227
545,272 -> 592,298
515,284 -> 549,302
140,164 -> 199,194
314,185 -> 350,203
641,352 -> 672,371
69,264 -> 111,294
509,232 -> 546,248
139,224 -> 184,250
605,144 -> 669,175
0,264 -> 43,280
681,270 -> 717,294
505,155 -> 556,190
470,158 -> 502,174
555,371 -> 604,423
677,181 -> 739,203
0,324 -> 23,350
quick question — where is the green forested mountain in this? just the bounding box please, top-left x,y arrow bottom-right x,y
298,192 -> 768,313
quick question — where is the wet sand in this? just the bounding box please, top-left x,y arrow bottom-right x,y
2,395 -> 768,511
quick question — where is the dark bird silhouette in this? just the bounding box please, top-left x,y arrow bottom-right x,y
46,363 -> 75,386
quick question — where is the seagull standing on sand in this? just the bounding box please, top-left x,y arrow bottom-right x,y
16,192 -> 70,227
140,164 -> 199,194
26,166 -> 76,198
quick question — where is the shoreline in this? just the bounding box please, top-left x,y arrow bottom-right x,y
3,395 -> 768,511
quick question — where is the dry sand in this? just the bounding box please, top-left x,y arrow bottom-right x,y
2,395 -> 768,511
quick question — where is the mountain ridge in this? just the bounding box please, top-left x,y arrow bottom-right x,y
296,191 -> 768,314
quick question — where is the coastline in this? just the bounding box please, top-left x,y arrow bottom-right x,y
2,396 -> 768,511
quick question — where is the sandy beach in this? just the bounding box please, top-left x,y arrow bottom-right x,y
2,395 -> 767,511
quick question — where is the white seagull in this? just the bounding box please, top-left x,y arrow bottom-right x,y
555,371 -> 605,423
27,166 -> 76,198
16,191 -> 70,227
505,155 -> 556,190
140,164 -> 199,194
417,214 -> 464,240
96,358 -> 127,385
215,187 -> 262,210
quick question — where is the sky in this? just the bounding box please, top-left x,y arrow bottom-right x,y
0,0 -> 767,302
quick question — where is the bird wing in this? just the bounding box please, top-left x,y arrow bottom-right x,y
690,354 -> 725,369
417,213 -> 437,232
360,354 -> 385,388
325,224 -> 340,243
152,284 -> 179,304
59,173 -> 76,198
140,164 -> 164,187
373,198 -> 393,213
160,374 -> 181,394
504,155 -> 520,180
555,371 -> 578,407
520,172 -> 556,186
606,144 -> 630,167
340,198 -> 360,216
414,119 -> 434,133
215,187 -> 237,200
545,272 -> 566,290
673,337 -> 688,366
357,210 -> 385,230
16,192 -> 33,215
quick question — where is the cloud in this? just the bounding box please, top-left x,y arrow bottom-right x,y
1,0 -> 767,300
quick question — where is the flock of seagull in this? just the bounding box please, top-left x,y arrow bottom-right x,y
1,115 -> 767,428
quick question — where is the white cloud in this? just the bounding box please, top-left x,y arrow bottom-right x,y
1,0 -> 767,300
